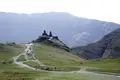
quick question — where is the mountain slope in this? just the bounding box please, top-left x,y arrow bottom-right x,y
72,28 -> 120,59
33,30 -> 70,52
32,43 -> 82,71
0,43 -> 25,61
0,12 -> 120,47
0,44 -> 120,79
28,31 -> 82,71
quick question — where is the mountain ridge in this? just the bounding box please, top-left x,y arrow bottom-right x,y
72,28 -> 120,59
0,12 -> 120,47
33,30 -> 70,52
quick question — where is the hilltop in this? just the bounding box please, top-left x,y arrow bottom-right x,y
33,30 -> 70,52
72,28 -> 120,59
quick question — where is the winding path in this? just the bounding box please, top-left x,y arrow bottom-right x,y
13,44 -> 37,70
13,43 -> 45,70
13,43 -> 120,78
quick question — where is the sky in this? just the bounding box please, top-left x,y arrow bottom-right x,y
0,0 -> 120,23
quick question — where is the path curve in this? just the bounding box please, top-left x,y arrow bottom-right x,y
13,43 -> 120,78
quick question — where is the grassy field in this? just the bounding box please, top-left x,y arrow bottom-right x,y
0,43 -> 31,79
23,61 -> 40,68
0,62 -> 119,80
35,72 -> 120,80
0,63 -> 40,80
0,43 -> 120,80
33,43 -> 82,71
0,43 -> 25,61
17,55 -> 26,61
1,66 -> 119,80
23,61 -> 80,71
51,39 -> 65,46
83,58 -> 120,73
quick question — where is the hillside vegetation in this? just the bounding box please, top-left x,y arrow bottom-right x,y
33,43 -> 82,71
72,28 -> 120,59
0,43 -> 25,61
0,30 -> 120,79
0,43 -> 120,80
83,58 -> 120,74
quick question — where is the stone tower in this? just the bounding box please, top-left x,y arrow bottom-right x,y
42,30 -> 48,36
49,31 -> 53,37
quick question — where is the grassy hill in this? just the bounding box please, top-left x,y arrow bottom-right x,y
32,43 -> 82,71
0,43 -> 25,61
83,58 -> 120,74
72,28 -> 120,59
0,43 -> 120,80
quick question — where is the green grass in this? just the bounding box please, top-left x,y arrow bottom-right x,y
24,61 -> 80,71
0,63 -> 119,80
35,72 -> 120,80
87,68 -> 120,74
33,43 -> 82,71
0,43 -> 25,61
0,43 -> 120,80
23,61 -> 40,68
51,39 -> 65,46
83,58 -> 120,73
1,68 -> 119,80
0,43 -> 25,71
0,43 -> 25,70
84,59 -> 120,69
0,43 -> 29,79
0,64 -> 41,80
17,55 -> 26,61
0,43 -> 25,72
0,50 -> 40,80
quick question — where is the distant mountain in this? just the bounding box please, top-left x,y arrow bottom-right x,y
0,12 -> 120,47
72,28 -> 120,59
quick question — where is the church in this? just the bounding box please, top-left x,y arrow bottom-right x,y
35,30 -> 59,42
